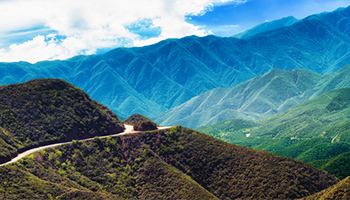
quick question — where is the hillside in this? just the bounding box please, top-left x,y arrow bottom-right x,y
303,176 -> 350,199
310,152 -> 350,180
124,114 -> 158,131
0,126 -> 338,199
156,65 -> 350,129
199,88 -> 350,179
1,6 -> 350,118
0,79 -> 124,163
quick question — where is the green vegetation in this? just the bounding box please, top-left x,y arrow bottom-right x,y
0,79 -> 124,163
199,88 -> 350,179
124,114 -> 158,131
310,152 -> 350,180
157,64 -> 350,129
133,121 -> 158,131
0,127 -> 338,199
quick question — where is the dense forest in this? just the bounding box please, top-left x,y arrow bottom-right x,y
0,127 -> 338,199
0,79 -> 124,163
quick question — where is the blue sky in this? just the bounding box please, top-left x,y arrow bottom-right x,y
0,0 -> 349,63
189,0 -> 350,36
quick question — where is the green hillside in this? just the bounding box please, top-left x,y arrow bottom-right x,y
310,152 -> 350,180
0,79 -> 124,163
199,88 -> 350,179
157,64 -> 350,129
0,127 -> 338,199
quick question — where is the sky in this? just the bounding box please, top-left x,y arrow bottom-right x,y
0,0 -> 349,63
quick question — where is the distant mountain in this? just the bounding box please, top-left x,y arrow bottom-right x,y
2,6 -> 350,118
233,16 -> 299,38
0,126 -> 338,199
156,65 -> 350,129
0,79 -> 124,163
199,87 -> 350,179
304,176 -> 350,199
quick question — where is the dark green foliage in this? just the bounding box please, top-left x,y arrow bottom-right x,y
134,121 -> 158,131
124,113 -> 156,126
309,152 -> 350,180
0,79 -> 124,162
0,127 -> 338,199
326,88 -> 350,111
124,114 -> 158,131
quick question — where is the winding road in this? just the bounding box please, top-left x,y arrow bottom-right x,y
0,124 -> 171,167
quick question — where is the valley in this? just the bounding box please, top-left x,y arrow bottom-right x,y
1,3 -> 350,199
199,87 -> 350,180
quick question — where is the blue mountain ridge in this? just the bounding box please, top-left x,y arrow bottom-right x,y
233,16 -> 299,38
155,65 -> 350,129
1,6 -> 350,118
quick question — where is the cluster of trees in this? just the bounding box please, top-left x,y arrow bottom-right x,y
0,126 -> 338,199
0,79 -> 124,162
123,114 -> 158,131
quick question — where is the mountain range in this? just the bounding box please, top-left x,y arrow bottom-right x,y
233,16 -> 299,38
156,64 -> 350,128
198,87 -> 350,179
1,6 -> 350,119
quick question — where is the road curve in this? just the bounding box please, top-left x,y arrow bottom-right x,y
0,124 -> 172,167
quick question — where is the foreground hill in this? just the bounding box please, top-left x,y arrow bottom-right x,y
199,88 -> 350,179
1,6 -> 350,118
0,127 -> 338,199
0,79 -> 124,163
303,176 -> 350,199
157,65 -> 350,128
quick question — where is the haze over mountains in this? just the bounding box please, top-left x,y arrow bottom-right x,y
1,6 -> 350,119
156,64 -> 350,128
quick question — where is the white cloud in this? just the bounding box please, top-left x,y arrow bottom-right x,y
0,0 -> 243,63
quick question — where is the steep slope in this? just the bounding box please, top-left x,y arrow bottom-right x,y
233,16 -> 299,38
0,79 -> 124,163
156,65 -> 350,129
0,127 -> 338,199
1,6 -> 350,117
310,152 -> 350,180
303,176 -> 350,199
199,88 -> 350,178
156,68 -> 322,128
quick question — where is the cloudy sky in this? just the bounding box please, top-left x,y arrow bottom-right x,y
0,0 -> 349,63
